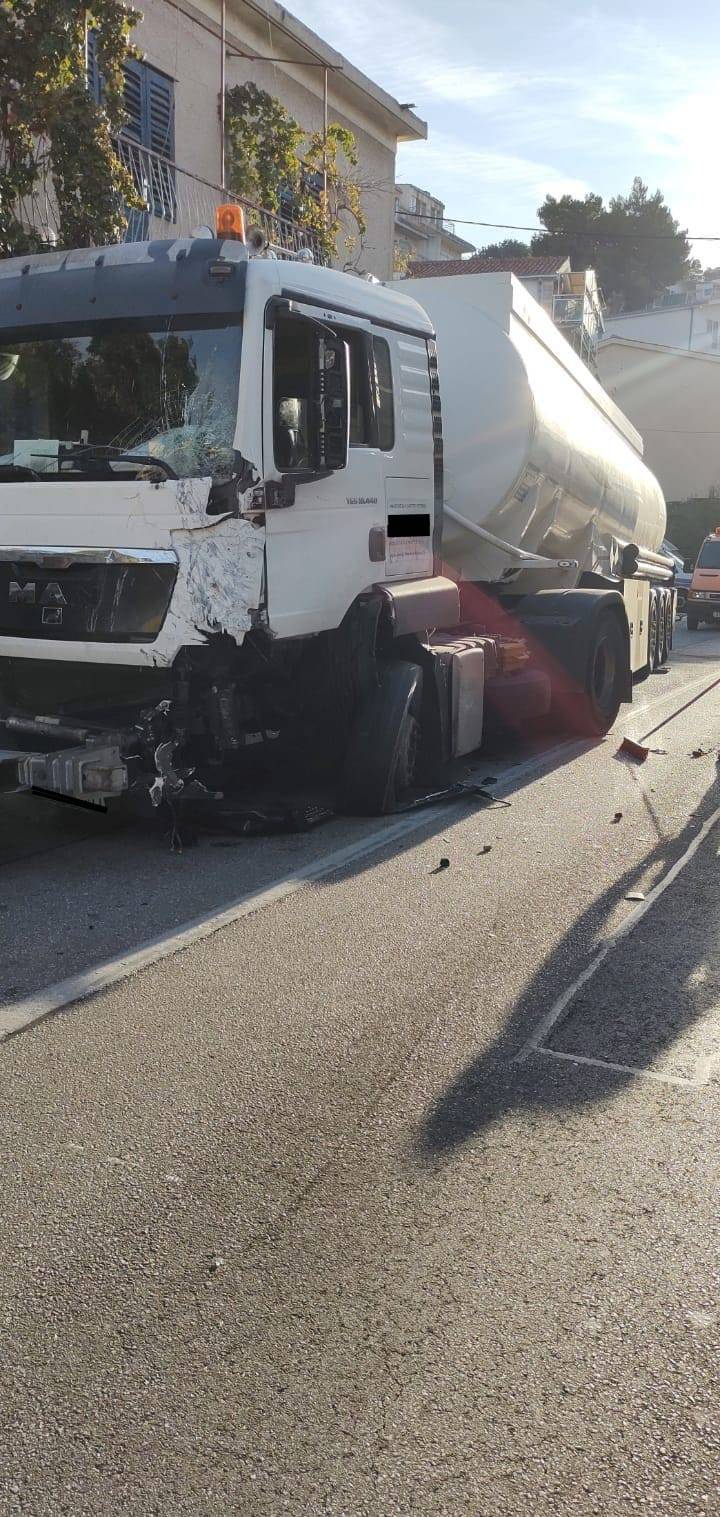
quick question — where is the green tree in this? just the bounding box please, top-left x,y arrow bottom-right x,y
531,179 -> 694,310
299,122 -> 366,265
0,1 -> 142,258
476,238 -> 531,259
224,82 -> 303,214
224,84 -> 366,264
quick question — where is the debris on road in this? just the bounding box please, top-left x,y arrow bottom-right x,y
618,736 -> 650,763
626,891 -> 645,901
612,811 -> 623,823
478,845 -> 492,855
433,858 -> 451,873
397,780 -> 510,814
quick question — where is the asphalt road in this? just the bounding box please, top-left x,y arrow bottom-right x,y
1,625 -> 719,1515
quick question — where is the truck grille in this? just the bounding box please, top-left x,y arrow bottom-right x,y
0,555 -> 177,642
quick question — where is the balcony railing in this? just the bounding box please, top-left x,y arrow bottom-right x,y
553,291 -> 605,339
115,138 -> 328,262
5,138 -> 327,264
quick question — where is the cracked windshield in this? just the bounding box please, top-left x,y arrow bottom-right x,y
0,319 -> 241,480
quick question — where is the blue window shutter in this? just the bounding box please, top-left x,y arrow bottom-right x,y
122,58 -> 144,143
86,29 -> 102,103
145,67 -> 175,160
119,60 -> 176,234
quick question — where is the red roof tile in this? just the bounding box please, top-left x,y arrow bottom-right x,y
407,254 -> 569,279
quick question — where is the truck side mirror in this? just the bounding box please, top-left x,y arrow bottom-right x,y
313,331 -> 350,473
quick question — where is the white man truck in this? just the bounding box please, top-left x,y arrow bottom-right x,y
0,230 -> 675,818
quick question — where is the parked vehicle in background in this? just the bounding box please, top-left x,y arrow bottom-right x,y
686,530 -> 720,629
663,539 -> 692,613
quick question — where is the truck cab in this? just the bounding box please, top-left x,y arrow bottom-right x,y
686,530 -> 720,629
0,233 -> 458,815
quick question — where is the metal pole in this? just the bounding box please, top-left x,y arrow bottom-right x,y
323,65 -> 328,223
220,0 -> 226,189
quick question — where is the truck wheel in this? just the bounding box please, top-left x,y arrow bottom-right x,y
340,661 -> 423,815
687,613 -> 699,630
574,611 -> 626,736
658,593 -> 670,665
648,589 -> 660,671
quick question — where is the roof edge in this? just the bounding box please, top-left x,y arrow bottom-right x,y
235,0 -> 427,140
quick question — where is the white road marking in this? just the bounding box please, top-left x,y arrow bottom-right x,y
515,804 -> 720,1085
534,1047 -> 710,1091
2,664 -> 718,1044
0,737 -> 590,1042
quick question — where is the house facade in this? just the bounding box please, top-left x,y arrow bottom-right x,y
603,300 -> 720,355
82,0 -> 426,279
393,184 -> 474,268
596,337 -> 720,502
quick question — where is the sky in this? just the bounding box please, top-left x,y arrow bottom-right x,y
291,0 -> 720,260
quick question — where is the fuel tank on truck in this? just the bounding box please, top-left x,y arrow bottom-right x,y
405,272 -> 666,585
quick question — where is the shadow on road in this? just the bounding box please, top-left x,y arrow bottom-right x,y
417,772 -> 720,1162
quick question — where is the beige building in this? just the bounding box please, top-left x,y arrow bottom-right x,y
603,298 -> 720,356
597,337 -> 720,501
393,184 -> 474,267
88,0 -> 426,278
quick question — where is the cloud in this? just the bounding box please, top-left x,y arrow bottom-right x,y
291,0 -> 521,111
397,131 -> 588,225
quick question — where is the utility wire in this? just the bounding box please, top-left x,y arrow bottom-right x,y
397,211 -> 718,242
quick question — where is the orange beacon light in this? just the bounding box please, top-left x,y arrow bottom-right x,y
215,204 -> 245,241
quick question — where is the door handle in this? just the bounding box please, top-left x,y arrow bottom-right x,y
369,526 -> 386,562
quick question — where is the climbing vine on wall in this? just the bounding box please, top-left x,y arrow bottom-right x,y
224,82 -> 366,263
0,1 -> 142,257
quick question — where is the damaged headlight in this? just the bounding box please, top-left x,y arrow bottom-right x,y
94,562 -> 179,640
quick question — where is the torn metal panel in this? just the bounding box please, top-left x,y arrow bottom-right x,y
163,514 -> 266,653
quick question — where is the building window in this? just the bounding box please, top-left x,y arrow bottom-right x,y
87,33 -> 176,230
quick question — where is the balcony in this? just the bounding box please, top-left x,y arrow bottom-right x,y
552,285 -> 605,369
8,138 -> 328,264
115,139 -> 328,262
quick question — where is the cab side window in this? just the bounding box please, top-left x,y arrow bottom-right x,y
372,338 -> 394,451
273,316 -> 313,471
336,327 -> 372,447
336,328 -> 394,452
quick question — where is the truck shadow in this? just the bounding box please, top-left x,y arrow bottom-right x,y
416,775 -> 720,1163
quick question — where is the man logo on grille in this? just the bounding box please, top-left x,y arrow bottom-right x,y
8,580 -> 67,607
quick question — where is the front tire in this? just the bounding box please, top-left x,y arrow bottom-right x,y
573,611 -> 626,736
340,661 -> 423,815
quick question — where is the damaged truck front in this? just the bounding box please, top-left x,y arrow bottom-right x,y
0,236 -> 468,820
0,238 -> 282,815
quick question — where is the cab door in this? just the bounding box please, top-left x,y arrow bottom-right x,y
262,301 -> 388,640
263,298 -> 443,640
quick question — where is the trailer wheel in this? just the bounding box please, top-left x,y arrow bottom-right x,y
340,661 -> 423,815
658,592 -> 670,666
648,589 -> 660,671
574,611 -> 626,736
